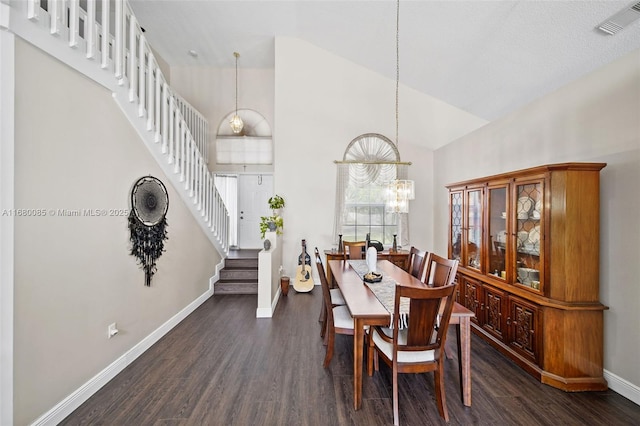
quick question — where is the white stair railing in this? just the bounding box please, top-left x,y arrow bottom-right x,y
15,0 -> 227,254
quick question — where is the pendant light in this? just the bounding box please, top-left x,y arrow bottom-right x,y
387,0 -> 414,214
229,52 -> 244,134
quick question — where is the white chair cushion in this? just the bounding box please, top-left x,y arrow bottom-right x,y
330,288 -> 346,305
372,328 -> 435,363
333,305 -> 354,330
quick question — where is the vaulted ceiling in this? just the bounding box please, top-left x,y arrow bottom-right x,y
130,0 -> 640,122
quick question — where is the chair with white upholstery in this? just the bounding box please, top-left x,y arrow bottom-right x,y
315,248 -> 345,339
367,282 -> 458,424
315,248 -> 354,367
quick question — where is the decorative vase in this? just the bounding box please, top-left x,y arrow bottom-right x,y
267,221 -> 277,232
280,276 -> 290,296
263,239 -> 271,250
338,234 -> 344,253
392,234 -> 398,252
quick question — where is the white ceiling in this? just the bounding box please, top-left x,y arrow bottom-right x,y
129,0 -> 640,122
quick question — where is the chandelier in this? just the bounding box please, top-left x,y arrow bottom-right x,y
229,52 -> 244,134
386,0 -> 415,214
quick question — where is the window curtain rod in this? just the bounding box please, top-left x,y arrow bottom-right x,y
333,160 -> 412,165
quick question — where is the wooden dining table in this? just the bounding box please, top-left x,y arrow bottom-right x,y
328,259 -> 475,410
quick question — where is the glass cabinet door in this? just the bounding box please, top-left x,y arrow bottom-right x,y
513,180 -> 543,292
487,185 -> 508,280
449,190 -> 463,262
465,188 -> 483,271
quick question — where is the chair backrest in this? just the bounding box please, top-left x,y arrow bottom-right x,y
314,248 -> 334,323
343,241 -> 367,260
407,246 -> 428,281
393,283 -> 457,352
423,253 -> 459,288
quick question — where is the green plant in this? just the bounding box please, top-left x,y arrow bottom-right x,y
259,215 -> 283,239
268,195 -> 285,211
260,195 -> 285,238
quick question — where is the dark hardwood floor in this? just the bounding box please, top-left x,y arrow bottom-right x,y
61,290 -> 639,425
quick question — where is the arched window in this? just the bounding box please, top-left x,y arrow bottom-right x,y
334,134 -> 410,247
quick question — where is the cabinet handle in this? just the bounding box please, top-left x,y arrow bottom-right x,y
506,317 -> 511,325
481,303 -> 485,310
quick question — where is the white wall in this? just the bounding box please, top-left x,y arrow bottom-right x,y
170,65 -> 275,173
433,48 -> 640,394
273,37 -> 485,277
13,38 -> 220,424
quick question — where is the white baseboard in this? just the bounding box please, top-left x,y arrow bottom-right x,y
256,286 -> 281,318
256,287 -> 278,318
31,283 -> 214,426
604,369 -> 640,406
211,258 -> 225,294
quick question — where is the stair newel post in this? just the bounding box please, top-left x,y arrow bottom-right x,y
100,0 -> 109,69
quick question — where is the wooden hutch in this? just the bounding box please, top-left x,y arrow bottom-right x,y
446,162 -> 607,391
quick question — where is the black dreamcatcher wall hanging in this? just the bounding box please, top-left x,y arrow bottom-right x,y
128,176 -> 169,286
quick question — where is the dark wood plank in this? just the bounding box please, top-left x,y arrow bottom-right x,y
61,291 -> 639,425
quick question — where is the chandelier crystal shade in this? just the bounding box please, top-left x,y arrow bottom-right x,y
386,0 -> 415,214
387,179 -> 414,214
229,52 -> 244,134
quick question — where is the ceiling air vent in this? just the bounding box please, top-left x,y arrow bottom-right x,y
597,2 -> 640,35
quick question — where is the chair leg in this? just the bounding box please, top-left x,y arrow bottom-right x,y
323,328 -> 334,368
434,360 -> 449,422
320,306 -> 327,339
392,363 -> 400,426
318,298 -> 326,325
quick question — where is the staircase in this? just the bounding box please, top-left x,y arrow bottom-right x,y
7,0 -> 230,256
215,250 -> 259,294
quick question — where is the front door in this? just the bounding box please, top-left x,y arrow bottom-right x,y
238,174 -> 273,249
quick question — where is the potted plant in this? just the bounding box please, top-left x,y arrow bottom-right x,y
268,195 -> 285,214
260,195 -> 285,239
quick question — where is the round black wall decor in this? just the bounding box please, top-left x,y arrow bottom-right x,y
128,176 -> 169,286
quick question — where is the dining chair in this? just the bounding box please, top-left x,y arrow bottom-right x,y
422,253 -> 460,360
315,248 -> 345,339
342,240 -> 367,260
406,246 -> 428,281
315,248 -> 354,367
368,282 -> 458,424
422,253 -> 459,287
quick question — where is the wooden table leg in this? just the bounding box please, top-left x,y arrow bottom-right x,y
457,318 -> 472,406
353,318 -> 365,410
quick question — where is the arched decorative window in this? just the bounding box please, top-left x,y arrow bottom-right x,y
334,133 -> 410,247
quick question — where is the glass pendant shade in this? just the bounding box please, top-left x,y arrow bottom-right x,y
230,51 -> 243,134
229,114 -> 244,134
387,179 -> 415,214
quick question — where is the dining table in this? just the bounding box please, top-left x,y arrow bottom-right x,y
328,258 -> 475,410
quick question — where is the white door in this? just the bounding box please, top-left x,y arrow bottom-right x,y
238,174 -> 273,249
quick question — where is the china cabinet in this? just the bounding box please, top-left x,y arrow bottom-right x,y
447,162 -> 607,391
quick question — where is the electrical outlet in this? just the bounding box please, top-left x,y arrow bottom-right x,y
108,323 -> 118,339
